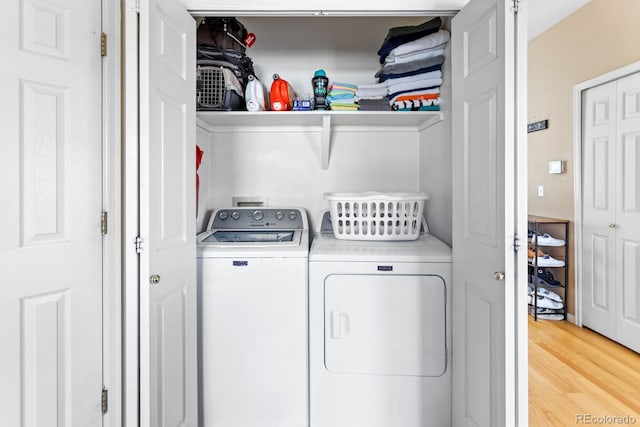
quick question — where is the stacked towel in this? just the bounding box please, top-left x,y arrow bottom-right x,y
358,98 -> 390,111
327,82 -> 359,111
383,30 -> 450,64
378,17 -> 442,63
372,18 -> 449,111
354,82 -> 389,110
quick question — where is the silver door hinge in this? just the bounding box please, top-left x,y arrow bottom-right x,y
101,387 -> 108,414
134,236 -> 144,254
512,0 -> 521,13
101,211 -> 108,235
513,234 -> 521,252
100,32 -> 107,57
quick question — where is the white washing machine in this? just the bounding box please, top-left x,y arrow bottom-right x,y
309,211 -> 452,427
197,208 -> 309,427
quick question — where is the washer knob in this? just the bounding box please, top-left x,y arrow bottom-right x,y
275,210 -> 285,220
231,211 -> 240,220
252,210 -> 264,221
288,210 -> 298,220
218,211 -> 228,220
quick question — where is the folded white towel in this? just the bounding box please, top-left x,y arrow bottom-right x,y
387,30 -> 450,59
387,78 -> 443,94
356,82 -> 388,90
384,70 -> 442,86
356,87 -> 389,98
385,47 -> 446,65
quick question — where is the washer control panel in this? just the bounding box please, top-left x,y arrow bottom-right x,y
210,208 -> 304,229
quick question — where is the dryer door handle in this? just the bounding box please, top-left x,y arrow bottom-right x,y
330,311 -> 350,339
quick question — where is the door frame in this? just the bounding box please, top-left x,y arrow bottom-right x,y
102,0 -> 124,425
572,60 -> 640,327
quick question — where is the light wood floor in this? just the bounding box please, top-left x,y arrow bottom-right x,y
529,317 -> 640,426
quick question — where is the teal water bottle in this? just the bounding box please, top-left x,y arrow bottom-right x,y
312,69 -> 329,110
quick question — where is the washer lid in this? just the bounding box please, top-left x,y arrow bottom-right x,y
204,230 -> 296,243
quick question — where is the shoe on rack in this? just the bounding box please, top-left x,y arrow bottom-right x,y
527,247 -> 545,260
535,286 -> 563,303
534,307 -> 564,315
536,254 -> 565,267
530,232 -> 565,247
535,313 -> 564,321
536,266 -> 562,287
528,294 -> 564,310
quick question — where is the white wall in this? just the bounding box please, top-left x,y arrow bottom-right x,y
229,16 -> 429,94
196,126 -> 212,232
420,43 -> 452,246
200,129 -> 421,233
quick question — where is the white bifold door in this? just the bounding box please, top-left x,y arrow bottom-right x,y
452,0 -> 527,426
0,0 -> 104,425
581,71 -> 640,354
138,0 -> 198,425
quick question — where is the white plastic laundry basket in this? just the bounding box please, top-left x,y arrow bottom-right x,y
325,192 -> 429,241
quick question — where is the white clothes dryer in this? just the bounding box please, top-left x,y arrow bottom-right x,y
309,211 -> 452,427
197,208 -> 309,427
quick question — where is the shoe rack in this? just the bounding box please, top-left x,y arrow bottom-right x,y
527,215 -> 569,321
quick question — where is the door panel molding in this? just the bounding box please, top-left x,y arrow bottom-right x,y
575,62 -> 640,354
573,60 -> 640,326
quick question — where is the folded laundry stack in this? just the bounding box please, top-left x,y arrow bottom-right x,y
327,82 -> 359,111
373,17 -> 449,112
355,82 -> 389,111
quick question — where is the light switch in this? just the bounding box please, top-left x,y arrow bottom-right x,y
537,185 -> 544,197
548,160 -> 563,174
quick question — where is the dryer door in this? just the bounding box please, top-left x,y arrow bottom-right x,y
324,274 -> 446,377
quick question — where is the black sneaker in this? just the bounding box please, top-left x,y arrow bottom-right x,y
536,267 -> 562,287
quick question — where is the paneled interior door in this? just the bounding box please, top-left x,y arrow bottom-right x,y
452,0 -> 526,425
582,71 -> 640,354
0,0 -> 104,425
138,0 -> 198,425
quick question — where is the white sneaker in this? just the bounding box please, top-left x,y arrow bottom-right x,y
536,286 -> 563,303
528,294 -> 564,309
531,232 -> 565,247
535,254 -> 565,267
535,313 -> 564,321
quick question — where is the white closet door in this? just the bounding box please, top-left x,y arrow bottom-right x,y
139,0 -> 198,425
0,1 -> 103,425
615,72 -> 640,353
451,0 -> 525,426
581,81 -> 617,338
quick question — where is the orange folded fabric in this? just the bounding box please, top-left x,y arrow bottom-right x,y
395,93 -> 439,102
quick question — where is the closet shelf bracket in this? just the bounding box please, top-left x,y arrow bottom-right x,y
321,114 -> 331,170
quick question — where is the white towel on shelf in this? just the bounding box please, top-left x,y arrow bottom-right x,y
356,87 -> 389,98
355,82 -> 388,98
384,47 -> 446,65
387,30 -> 450,59
387,78 -> 443,94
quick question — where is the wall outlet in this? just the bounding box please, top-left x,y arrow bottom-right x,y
537,185 -> 544,197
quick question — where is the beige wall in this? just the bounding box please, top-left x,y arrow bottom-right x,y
528,0 -> 640,315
